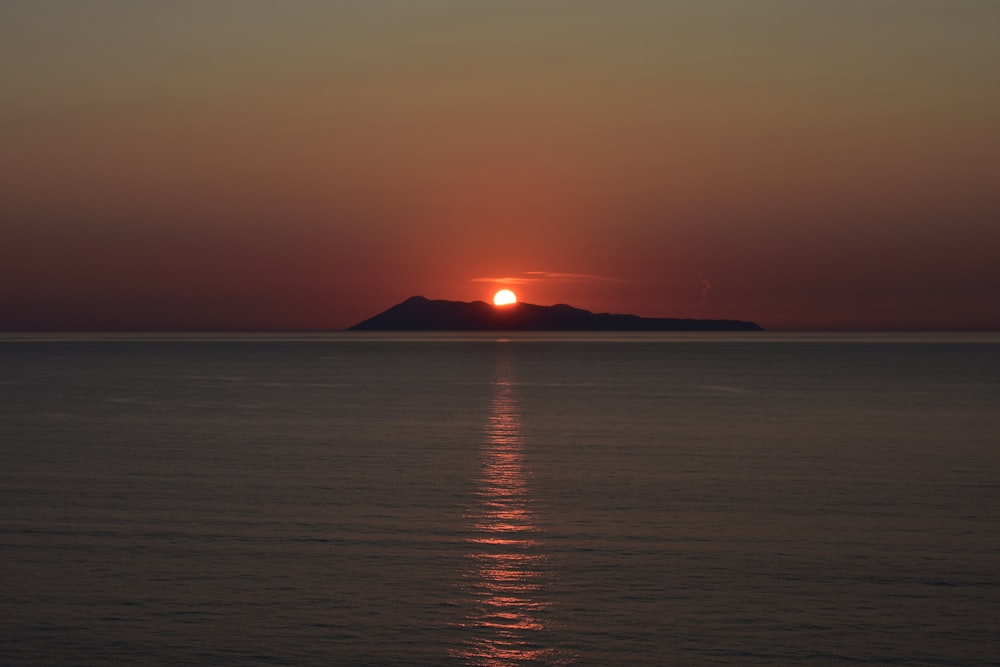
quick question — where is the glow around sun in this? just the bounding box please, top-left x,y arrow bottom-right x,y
493,289 -> 517,306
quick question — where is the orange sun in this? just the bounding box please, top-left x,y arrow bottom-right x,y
493,289 -> 517,306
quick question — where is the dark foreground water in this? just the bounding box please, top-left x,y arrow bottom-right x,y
2,333 -> 999,666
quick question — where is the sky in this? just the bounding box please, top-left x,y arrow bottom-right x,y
2,0 -> 999,331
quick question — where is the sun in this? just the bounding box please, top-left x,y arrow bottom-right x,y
493,289 -> 517,306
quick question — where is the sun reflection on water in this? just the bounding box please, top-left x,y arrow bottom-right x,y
456,350 -> 567,666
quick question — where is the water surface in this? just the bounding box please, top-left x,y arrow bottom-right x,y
2,333 -> 998,665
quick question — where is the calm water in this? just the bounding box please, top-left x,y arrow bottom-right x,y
1,333 -> 999,665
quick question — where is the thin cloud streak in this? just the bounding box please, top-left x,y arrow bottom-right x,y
471,271 -> 625,285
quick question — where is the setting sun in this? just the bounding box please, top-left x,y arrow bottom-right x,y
493,289 -> 517,306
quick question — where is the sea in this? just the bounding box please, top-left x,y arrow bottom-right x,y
1,332 -> 998,666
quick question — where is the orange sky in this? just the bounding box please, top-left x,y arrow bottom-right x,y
2,1 -> 999,330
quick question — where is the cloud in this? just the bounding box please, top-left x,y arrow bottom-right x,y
699,272 -> 712,315
471,271 -> 623,284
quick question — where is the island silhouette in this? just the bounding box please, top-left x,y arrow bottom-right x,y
349,296 -> 762,331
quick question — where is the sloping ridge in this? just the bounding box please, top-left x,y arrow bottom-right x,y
348,296 -> 762,331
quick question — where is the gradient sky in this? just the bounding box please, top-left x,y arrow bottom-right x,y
2,0 -> 999,330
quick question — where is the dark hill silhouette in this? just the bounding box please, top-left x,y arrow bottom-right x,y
348,296 -> 762,331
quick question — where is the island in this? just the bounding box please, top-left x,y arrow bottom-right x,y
348,296 -> 763,331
